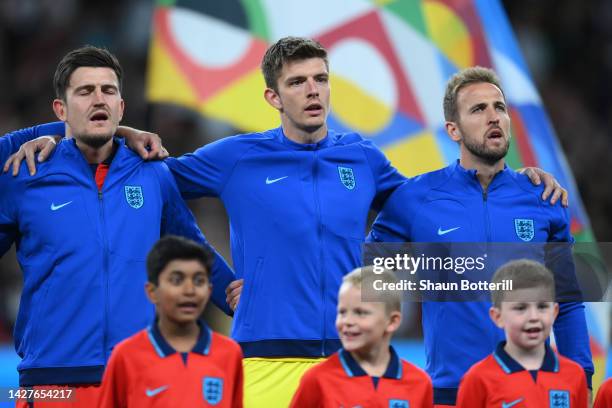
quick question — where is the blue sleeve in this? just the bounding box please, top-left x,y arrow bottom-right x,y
546,206 -> 582,301
367,183 -> 412,243
0,174 -> 18,256
164,137 -> 239,200
547,205 -> 594,388
154,163 -> 235,316
553,302 -> 594,388
360,140 -> 406,212
0,122 -> 65,163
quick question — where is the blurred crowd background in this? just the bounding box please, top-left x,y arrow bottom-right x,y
0,0 -> 610,342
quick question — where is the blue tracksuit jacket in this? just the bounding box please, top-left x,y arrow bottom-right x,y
165,126 -> 405,357
2,123 -> 405,359
0,130 -> 235,386
368,161 -> 594,405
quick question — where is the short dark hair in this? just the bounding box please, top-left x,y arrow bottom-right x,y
490,259 -> 555,307
53,45 -> 123,100
261,36 -> 328,92
443,66 -> 504,122
146,236 -> 213,285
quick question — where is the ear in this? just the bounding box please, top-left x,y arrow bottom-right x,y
264,87 -> 283,111
145,282 -> 158,305
552,302 -> 559,320
52,99 -> 67,121
489,306 -> 503,328
386,311 -> 402,334
445,121 -> 462,142
118,98 -> 125,122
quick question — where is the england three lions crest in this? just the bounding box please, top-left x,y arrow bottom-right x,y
203,377 -> 223,405
338,166 -> 356,190
125,186 -> 144,209
514,218 -> 534,242
549,390 -> 569,408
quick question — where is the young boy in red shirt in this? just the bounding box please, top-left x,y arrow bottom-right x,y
456,259 -> 588,408
98,236 -> 243,407
595,378 -> 612,408
290,267 -> 433,407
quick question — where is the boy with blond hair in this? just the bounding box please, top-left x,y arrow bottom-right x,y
457,259 -> 588,408
290,266 -> 433,407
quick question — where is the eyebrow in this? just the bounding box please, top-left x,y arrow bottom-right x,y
72,83 -> 119,93
285,75 -> 305,83
285,72 -> 329,82
468,100 -> 506,110
468,102 -> 486,111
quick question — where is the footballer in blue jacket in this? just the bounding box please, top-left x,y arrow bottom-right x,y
368,66 -> 593,406
0,46 -> 235,407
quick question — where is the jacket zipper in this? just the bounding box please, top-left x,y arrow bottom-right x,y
482,189 -> 491,242
312,150 -> 326,356
98,187 -> 110,362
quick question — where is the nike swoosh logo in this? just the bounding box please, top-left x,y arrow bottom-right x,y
50,201 -> 73,211
145,385 -> 168,397
265,176 -> 288,185
437,226 -> 460,235
502,398 -> 523,408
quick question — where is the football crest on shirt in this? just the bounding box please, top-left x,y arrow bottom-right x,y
514,218 -> 534,241
389,399 -> 409,408
549,390 -> 569,408
125,185 -> 144,209
338,166 -> 356,190
203,377 -> 223,405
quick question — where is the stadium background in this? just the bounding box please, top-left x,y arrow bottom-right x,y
0,0 -> 610,397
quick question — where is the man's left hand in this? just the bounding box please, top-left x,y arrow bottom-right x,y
225,279 -> 243,312
116,126 -> 168,160
518,167 -> 568,207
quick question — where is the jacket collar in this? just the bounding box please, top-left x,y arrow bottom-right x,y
338,346 -> 402,379
272,126 -> 335,150
147,319 -> 212,358
493,341 -> 559,374
447,159 -> 514,193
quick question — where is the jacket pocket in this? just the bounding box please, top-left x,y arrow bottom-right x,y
240,257 -> 264,329
27,266 -> 58,360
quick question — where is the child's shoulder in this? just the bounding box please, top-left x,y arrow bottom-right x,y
556,353 -> 586,375
106,329 -> 151,364
112,328 -> 150,353
400,359 -> 431,383
463,353 -> 498,379
599,378 -> 612,393
300,353 -> 341,380
210,331 -> 243,356
595,377 -> 612,407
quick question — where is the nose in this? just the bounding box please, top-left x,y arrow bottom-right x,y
183,279 -> 196,296
92,88 -> 106,104
341,313 -> 355,326
487,107 -> 500,125
527,306 -> 539,320
306,78 -> 319,98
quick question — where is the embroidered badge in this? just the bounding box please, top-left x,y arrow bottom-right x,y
124,185 -> 144,209
549,390 -> 569,408
514,218 -> 534,242
338,166 -> 356,190
389,399 -> 409,408
203,377 -> 223,405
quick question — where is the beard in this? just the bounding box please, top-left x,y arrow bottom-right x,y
76,131 -> 114,149
460,126 -> 510,164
